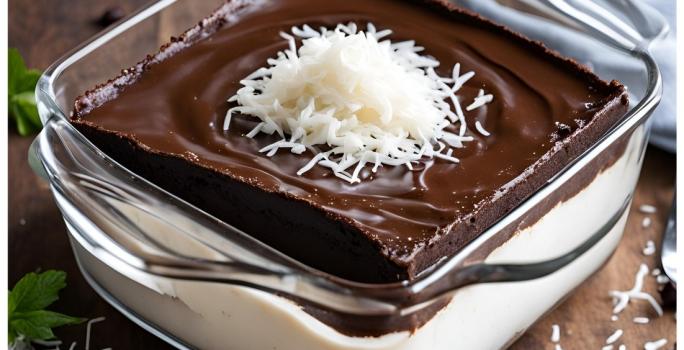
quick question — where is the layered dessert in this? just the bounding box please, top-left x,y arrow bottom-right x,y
72,0 -> 627,283
67,0 -> 638,347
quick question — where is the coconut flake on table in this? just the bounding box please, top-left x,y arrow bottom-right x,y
8,337 -> 33,350
639,204 -> 657,214
642,240 -> 656,256
85,317 -> 106,350
644,339 -> 668,350
606,329 -> 623,345
550,324 -> 560,343
655,274 -> 670,284
31,339 -> 62,347
642,217 -> 652,228
224,22 -> 493,183
633,316 -> 650,324
609,264 -> 663,317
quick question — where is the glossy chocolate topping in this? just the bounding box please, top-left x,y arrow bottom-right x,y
74,0 -> 626,279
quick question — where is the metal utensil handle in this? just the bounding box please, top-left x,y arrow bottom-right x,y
661,195 -> 677,285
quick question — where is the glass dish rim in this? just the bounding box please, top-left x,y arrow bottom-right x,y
31,0 -> 664,316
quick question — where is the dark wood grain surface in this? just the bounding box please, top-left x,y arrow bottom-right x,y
8,1 -> 170,349
8,0 -> 676,349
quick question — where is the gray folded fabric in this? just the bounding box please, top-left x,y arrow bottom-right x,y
455,0 -> 676,153
643,0 -> 676,153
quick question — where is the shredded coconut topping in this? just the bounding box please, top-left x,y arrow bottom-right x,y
224,22 -> 493,183
609,264 -> 663,317
466,89 -> 494,111
474,120 -> 491,137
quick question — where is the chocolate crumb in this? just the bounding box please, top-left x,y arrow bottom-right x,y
96,6 -> 126,27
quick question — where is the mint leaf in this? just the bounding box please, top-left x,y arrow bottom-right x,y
8,329 -> 16,345
8,270 -> 84,344
8,48 -> 43,136
14,310 -> 85,328
16,70 -> 41,96
10,102 -> 35,137
10,318 -> 55,341
8,272 -> 38,315
9,270 -> 66,313
8,48 -> 26,96
10,92 -> 42,136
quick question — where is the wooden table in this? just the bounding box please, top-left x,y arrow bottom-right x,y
8,1 -> 676,349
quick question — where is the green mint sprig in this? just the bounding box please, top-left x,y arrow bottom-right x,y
8,270 -> 85,345
8,48 -> 43,136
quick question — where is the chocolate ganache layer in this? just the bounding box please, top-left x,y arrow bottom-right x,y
72,0 -> 628,283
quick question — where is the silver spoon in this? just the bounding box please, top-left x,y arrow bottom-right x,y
661,195 -> 676,285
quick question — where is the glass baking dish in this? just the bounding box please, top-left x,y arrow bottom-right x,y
29,0 -> 666,349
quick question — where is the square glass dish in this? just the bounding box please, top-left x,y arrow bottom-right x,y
29,0 -> 666,349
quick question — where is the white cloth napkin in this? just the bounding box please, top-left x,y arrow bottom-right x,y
454,0 -> 676,153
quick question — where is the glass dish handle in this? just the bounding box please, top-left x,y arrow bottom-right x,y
537,0 -> 669,52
